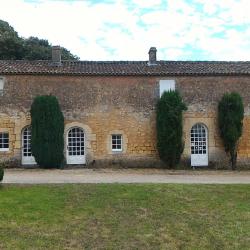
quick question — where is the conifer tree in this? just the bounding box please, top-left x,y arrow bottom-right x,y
31,95 -> 64,168
156,90 -> 187,168
218,92 -> 244,170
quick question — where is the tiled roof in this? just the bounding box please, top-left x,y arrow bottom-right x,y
0,60 -> 250,76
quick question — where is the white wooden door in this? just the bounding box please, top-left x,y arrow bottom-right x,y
66,127 -> 85,164
22,126 -> 36,165
191,124 -> 208,166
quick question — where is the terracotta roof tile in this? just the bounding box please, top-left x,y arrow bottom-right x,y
0,60 -> 250,76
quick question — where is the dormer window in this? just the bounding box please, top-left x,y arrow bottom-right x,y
0,77 -> 5,96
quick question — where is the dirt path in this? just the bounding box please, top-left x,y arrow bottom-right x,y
2,168 -> 250,184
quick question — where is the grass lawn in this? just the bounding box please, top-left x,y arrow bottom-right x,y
0,184 -> 249,249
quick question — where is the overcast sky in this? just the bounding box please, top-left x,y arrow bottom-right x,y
1,0 -> 250,61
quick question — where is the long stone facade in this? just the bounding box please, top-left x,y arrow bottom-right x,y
0,75 -> 158,167
1,48 -> 250,168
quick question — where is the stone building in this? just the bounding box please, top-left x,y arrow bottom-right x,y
1,46 -> 250,168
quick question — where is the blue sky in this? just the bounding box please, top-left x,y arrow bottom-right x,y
1,0 -> 250,61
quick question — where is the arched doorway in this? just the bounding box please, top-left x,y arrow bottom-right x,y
190,123 -> 208,166
66,127 -> 85,164
21,126 -> 36,165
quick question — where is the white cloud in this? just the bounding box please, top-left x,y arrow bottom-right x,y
0,0 -> 250,60
131,0 -> 162,8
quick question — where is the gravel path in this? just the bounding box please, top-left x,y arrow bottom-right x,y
2,168 -> 250,184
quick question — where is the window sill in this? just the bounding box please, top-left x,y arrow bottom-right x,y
0,148 -> 9,152
112,150 -> 123,153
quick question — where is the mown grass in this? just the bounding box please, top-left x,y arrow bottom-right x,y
0,184 -> 249,249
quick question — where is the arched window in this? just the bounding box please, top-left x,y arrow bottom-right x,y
66,127 -> 85,164
190,123 -> 208,166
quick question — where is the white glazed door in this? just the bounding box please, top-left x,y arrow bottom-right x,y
22,127 -> 36,165
191,124 -> 208,166
66,127 -> 85,164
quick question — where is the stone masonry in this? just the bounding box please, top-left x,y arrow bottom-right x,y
1,73 -> 250,168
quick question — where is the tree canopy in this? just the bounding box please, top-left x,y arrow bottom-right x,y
0,20 -> 79,60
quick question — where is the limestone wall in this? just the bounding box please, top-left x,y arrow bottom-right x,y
0,75 -> 159,166
0,74 -> 250,168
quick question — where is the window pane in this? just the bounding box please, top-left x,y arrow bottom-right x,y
190,124 -> 207,155
111,134 -> 122,151
0,132 -> 9,149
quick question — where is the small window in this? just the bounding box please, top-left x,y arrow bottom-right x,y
111,134 -> 122,152
0,77 -> 4,96
0,132 -> 9,151
159,80 -> 175,96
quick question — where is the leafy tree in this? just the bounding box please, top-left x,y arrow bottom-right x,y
23,37 -> 51,60
156,90 -> 187,168
0,20 -> 23,59
218,92 -> 244,170
23,36 -> 78,60
0,20 -> 79,60
31,95 -> 64,168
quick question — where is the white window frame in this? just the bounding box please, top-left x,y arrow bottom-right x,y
66,127 -> 86,165
159,79 -> 175,97
0,132 -> 9,152
0,77 -> 4,96
190,123 -> 208,167
111,134 -> 123,152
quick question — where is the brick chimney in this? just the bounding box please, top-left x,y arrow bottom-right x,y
52,46 -> 61,66
148,47 -> 157,65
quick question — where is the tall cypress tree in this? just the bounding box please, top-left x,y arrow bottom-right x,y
156,90 -> 187,168
218,92 -> 244,170
31,95 -> 64,168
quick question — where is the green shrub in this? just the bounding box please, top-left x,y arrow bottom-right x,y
0,166 -> 4,182
218,92 -> 244,170
31,95 -> 64,168
156,90 -> 187,168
